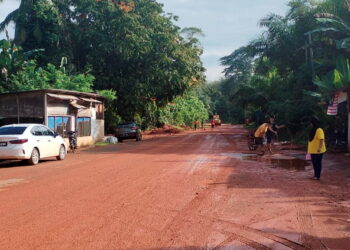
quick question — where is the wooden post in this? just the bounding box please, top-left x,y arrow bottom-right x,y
44,92 -> 48,126
16,94 -> 20,124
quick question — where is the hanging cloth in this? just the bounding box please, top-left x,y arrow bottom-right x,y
327,93 -> 339,115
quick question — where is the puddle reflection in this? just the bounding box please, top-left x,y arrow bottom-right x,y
223,153 -> 309,171
267,158 -> 307,171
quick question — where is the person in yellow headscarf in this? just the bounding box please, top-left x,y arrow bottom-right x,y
308,116 -> 326,180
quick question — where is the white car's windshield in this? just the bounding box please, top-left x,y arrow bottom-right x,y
0,127 -> 27,135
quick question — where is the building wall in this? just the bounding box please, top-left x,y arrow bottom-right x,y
47,102 -> 71,116
90,107 -> 104,142
77,136 -> 94,147
64,137 -> 94,148
95,120 -> 105,142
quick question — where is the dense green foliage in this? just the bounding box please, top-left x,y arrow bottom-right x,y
204,0 -> 349,141
0,39 -> 92,92
157,92 -> 209,127
10,60 -> 94,92
0,0 -> 207,130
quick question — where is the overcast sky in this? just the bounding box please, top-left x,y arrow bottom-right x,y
158,0 -> 290,81
0,0 -> 290,82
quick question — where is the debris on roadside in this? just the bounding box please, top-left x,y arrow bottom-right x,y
147,125 -> 185,135
103,136 -> 119,144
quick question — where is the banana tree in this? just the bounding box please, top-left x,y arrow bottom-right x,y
306,56 -> 350,97
307,15 -> 350,50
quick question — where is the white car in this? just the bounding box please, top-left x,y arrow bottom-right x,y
0,124 -> 67,165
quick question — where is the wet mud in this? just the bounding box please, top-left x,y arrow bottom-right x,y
223,152 -> 310,171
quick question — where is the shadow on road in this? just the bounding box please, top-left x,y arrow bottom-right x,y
0,159 -> 58,168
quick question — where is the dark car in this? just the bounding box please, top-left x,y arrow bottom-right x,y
115,122 -> 142,142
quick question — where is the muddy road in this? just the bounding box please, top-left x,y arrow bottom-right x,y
0,125 -> 349,249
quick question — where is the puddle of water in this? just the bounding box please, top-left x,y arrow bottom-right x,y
223,153 -> 309,171
242,155 -> 308,171
269,158 -> 309,171
222,153 -> 257,159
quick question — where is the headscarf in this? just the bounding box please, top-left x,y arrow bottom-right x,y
309,116 -> 321,142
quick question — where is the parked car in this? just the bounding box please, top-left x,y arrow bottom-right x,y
115,122 -> 142,142
0,124 -> 67,165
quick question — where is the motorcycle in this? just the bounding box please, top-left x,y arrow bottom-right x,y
327,129 -> 348,153
65,131 -> 78,153
247,130 -> 259,151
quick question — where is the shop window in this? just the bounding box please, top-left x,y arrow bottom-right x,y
77,117 -> 91,137
48,116 -> 71,136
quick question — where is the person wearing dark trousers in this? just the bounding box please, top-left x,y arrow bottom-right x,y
307,116 -> 326,180
266,116 -> 285,154
311,154 -> 323,180
193,120 -> 198,130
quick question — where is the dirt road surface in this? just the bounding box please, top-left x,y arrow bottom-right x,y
0,125 -> 349,250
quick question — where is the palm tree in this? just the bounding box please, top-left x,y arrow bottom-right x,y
307,0 -> 350,50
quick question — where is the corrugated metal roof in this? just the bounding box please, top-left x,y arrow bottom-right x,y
47,93 -> 80,101
0,89 -> 105,99
80,97 -> 102,103
70,102 -> 88,109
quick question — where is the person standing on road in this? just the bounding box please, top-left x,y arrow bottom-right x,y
308,116 -> 326,180
193,120 -> 198,130
210,119 -> 215,129
266,116 -> 285,154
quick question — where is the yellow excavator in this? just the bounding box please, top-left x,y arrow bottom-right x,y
213,114 -> 221,126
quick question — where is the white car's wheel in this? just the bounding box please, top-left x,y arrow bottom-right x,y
56,145 -> 66,161
28,148 -> 40,165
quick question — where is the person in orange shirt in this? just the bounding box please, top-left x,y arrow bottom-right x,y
308,116 -> 326,180
254,123 -> 269,154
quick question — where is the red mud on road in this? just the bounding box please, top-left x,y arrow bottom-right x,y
0,125 -> 349,249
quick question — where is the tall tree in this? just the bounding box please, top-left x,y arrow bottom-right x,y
217,0 -> 321,129
0,0 -> 205,123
